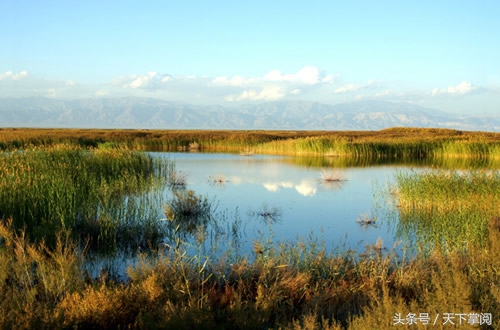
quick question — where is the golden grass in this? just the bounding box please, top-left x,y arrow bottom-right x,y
1,128 -> 500,328
1,215 -> 500,329
1,127 -> 500,158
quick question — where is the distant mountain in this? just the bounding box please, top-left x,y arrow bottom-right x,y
0,97 -> 499,131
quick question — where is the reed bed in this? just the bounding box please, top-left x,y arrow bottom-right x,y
2,128 -> 500,328
1,216 -> 500,329
393,169 -> 500,252
2,127 -> 500,160
0,144 -> 172,249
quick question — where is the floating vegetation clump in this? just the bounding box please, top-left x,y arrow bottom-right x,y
319,169 -> 347,191
248,204 -> 282,224
320,169 -> 347,183
164,190 -> 214,235
208,174 -> 228,186
168,170 -> 188,188
239,148 -> 254,156
357,214 -> 378,229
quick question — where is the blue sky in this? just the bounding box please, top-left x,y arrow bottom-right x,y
1,0 -> 499,114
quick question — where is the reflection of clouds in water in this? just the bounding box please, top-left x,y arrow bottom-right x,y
295,180 -> 317,196
232,176 -> 317,197
263,181 -> 293,192
263,183 -> 279,192
229,176 -> 244,185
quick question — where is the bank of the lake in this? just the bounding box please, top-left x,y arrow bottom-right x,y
0,136 -> 499,329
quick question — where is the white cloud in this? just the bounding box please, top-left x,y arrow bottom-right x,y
212,75 -> 254,86
374,89 -> 392,97
213,66 -> 333,87
0,70 -> 29,80
263,183 -> 280,192
123,72 -> 159,89
265,66 -> 318,84
431,81 -> 475,96
47,88 -> 57,98
215,66 -> 336,102
334,80 -> 377,94
161,75 -> 172,83
225,86 -> 286,102
334,83 -> 358,94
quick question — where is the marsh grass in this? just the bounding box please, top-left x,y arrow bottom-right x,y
393,169 -> 500,253
0,145 -> 171,249
3,129 -> 500,328
2,213 -> 500,328
2,128 -> 500,161
164,190 -> 214,238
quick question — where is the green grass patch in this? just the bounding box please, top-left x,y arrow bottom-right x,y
0,144 -> 172,249
393,169 -> 500,253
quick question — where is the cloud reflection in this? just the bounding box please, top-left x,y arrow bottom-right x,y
232,176 -> 318,197
295,180 -> 317,197
263,181 -> 294,192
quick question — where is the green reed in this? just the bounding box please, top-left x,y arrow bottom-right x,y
2,128 -> 500,161
0,144 -> 172,249
393,169 -> 500,252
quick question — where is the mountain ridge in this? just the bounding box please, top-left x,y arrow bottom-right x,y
0,97 -> 498,132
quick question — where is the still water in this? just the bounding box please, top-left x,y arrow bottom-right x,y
158,152 -> 403,254
88,152 -> 416,280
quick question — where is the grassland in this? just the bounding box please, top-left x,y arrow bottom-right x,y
0,144 -> 171,250
1,211 -> 500,329
1,127 -> 500,158
1,128 -> 500,328
393,169 -> 500,253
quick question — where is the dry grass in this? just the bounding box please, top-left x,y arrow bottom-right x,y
1,215 -> 500,328
1,127 -> 500,158
1,128 -> 500,328
208,174 -> 228,186
320,169 -> 347,183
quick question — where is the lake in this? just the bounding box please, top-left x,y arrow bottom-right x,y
87,152 -> 429,279
157,152 -> 409,255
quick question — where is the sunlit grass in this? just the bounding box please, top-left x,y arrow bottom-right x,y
0,144 -> 172,249
2,127 -> 500,160
2,216 -> 500,328
392,169 -> 500,252
2,128 -> 500,328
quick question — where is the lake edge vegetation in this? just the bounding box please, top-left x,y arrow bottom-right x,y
1,127 -> 500,159
1,128 -> 500,328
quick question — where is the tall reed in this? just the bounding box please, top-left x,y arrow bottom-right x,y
2,128 -> 500,160
0,144 -> 172,248
393,169 -> 500,252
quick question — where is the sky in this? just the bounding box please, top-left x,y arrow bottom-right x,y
1,0 -> 500,114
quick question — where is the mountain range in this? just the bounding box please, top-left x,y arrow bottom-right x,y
0,97 -> 499,131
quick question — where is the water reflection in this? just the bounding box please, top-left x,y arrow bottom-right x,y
248,204 -> 282,225
159,152 -> 400,257
83,151 -> 500,281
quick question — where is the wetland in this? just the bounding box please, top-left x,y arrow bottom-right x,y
1,128 -> 500,329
